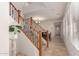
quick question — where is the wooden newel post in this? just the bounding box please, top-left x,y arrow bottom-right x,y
39,31 -> 42,56
46,31 -> 49,48
18,10 -> 21,23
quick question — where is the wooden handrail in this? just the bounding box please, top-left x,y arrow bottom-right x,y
10,2 -> 18,12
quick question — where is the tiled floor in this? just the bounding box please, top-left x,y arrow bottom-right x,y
42,36 -> 69,56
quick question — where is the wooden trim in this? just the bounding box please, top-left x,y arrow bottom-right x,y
39,31 -> 42,56
46,31 -> 49,48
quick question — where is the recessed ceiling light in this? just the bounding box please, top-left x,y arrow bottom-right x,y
35,21 -> 40,24
25,3 -> 29,6
32,16 -> 45,21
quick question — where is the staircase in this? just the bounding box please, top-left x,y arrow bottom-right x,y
9,2 -> 49,56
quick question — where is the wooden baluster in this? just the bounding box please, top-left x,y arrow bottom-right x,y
29,17 -> 32,42
17,10 -> 21,24
35,32 -> 38,48
30,17 -> 32,28
46,31 -> 49,48
12,5 -> 13,18
9,2 -> 11,16
37,32 -> 39,49
36,32 -> 38,48
39,31 -> 42,56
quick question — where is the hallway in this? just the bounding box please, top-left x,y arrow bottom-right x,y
42,36 -> 69,56
8,2 -> 79,56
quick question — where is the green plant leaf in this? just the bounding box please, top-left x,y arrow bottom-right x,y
9,26 -> 14,32
9,25 -> 22,33
16,25 -> 22,29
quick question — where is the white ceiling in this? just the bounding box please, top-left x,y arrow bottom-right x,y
22,2 -> 68,21
12,2 -> 68,21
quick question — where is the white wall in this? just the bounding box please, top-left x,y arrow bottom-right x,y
62,2 -> 79,56
0,2 -> 9,56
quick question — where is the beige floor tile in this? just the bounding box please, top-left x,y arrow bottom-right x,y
42,36 -> 69,56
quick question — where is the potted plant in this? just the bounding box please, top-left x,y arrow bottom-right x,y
9,25 -> 22,39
